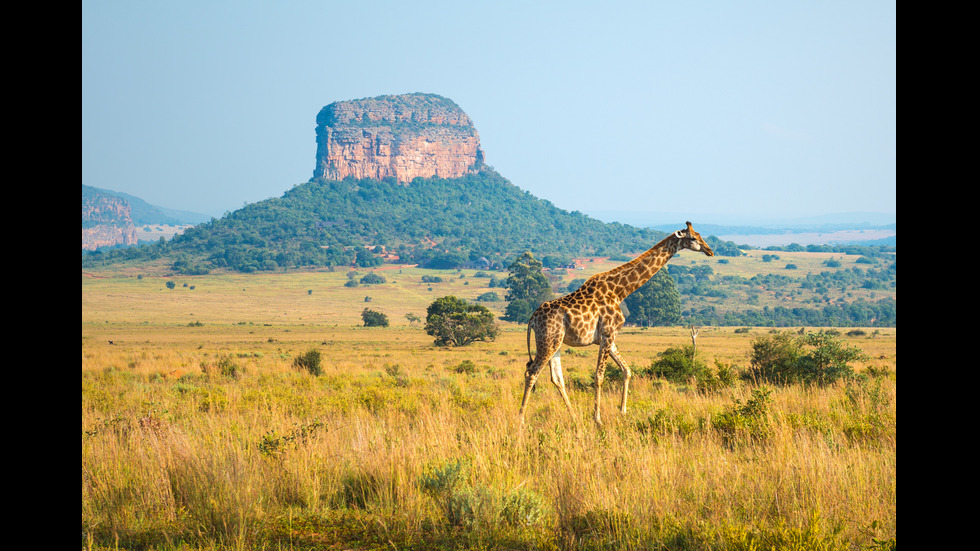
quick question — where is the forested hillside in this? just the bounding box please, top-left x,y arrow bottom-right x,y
84,169 -> 667,274
80,167 -> 896,327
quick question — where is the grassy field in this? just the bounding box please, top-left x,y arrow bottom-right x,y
82,264 -> 896,550
665,248 -> 895,318
83,245 -> 895,328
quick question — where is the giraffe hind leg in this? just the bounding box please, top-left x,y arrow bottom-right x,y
548,348 -> 575,418
519,323 -> 563,424
609,342 -> 632,413
593,342 -> 612,426
518,357 -> 542,424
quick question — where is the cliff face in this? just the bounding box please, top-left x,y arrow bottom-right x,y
82,189 -> 138,251
312,93 -> 483,183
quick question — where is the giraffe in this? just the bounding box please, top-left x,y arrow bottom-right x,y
518,221 -> 714,426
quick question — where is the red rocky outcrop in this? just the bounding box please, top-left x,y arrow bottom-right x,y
312,93 -> 483,183
82,191 -> 138,251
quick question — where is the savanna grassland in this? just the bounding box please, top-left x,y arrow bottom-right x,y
82,263 -> 896,550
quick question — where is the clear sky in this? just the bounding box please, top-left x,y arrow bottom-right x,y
82,1 -> 896,225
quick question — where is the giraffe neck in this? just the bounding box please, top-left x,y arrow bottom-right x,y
603,234 -> 682,302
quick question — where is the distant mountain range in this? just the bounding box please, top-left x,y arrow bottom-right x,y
584,210 -> 895,247
83,185 -> 212,226
586,210 -> 894,231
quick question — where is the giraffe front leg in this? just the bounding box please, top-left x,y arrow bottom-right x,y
593,343 -> 611,426
609,342 -> 632,414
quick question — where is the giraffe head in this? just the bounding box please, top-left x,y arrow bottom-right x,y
673,221 -> 714,256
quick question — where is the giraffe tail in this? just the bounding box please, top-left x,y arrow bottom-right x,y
525,322 -> 534,366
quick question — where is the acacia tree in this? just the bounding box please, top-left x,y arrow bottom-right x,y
502,251 -> 553,323
424,296 -> 499,346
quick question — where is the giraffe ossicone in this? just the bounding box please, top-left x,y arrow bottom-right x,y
518,221 -> 714,426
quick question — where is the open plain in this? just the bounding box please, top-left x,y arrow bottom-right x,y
82,265 -> 896,550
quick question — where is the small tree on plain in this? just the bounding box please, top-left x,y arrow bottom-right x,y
501,252 -> 553,324
424,296 -> 499,346
622,270 -> 681,326
361,308 -> 389,327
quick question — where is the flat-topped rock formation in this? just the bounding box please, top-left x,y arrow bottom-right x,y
312,93 -> 483,183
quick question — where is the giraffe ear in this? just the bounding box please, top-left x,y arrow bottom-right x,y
674,230 -> 684,238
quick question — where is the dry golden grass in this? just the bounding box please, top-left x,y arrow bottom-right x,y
82,310 -> 895,549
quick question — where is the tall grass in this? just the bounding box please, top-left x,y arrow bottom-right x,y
82,325 -> 895,549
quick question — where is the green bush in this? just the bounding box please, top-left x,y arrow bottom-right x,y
293,348 -> 323,376
648,345 -> 708,383
476,291 -> 500,302
200,355 -> 243,379
359,273 -> 386,285
748,332 -> 800,383
749,331 -> 867,386
361,308 -> 389,327
420,458 -> 470,498
216,355 -> 242,378
796,331 -> 865,384
696,360 -> 739,392
453,360 -> 478,375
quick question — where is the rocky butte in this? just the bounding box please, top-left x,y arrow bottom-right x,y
312,93 -> 484,183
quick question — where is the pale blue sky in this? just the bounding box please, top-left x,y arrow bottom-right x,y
82,1 -> 896,225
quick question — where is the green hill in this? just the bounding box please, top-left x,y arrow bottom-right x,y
88,168 -> 667,274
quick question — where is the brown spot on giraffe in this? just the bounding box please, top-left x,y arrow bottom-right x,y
518,222 -> 714,426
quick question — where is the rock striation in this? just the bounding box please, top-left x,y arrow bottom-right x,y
82,187 -> 138,251
312,93 -> 484,183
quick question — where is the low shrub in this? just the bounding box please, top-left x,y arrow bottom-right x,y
749,331 -> 867,386
293,348 -> 323,376
694,360 -> 740,393
200,355 -> 243,379
359,273 -> 386,285
648,345 -> 708,383
419,458 -> 548,529
452,360 -> 478,375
